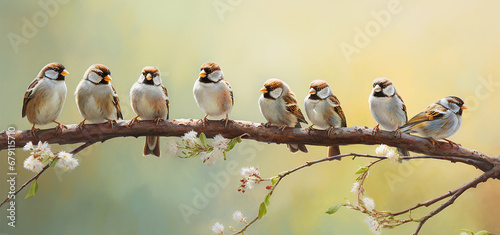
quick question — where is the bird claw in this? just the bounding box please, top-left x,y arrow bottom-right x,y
222,114 -> 230,128
327,126 -> 335,137
428,137 -> 439,147
154,118 -> 163,126
126,116 -> 139,127
305,125 -> 315,135
371,124 -> 380,136
279,125 -> 287,132
261,122 -> 272,128
55,124 -> 68,134
30,127 -> 40,137
393,129 -> 402,138
443,138 -> 461,149
106,119 -> 117,128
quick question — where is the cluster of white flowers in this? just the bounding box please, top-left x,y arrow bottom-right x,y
375,144 -> 401,164
23,141 -> 54,173
200,149 -> 224,166
211,222 -> 224,234
232,211 -> 246,223
182,130 -> 200,148
23,141 -> 78,173
364,216 -> 382,235
238,167 -> 261,192
55,151 -> 79,171
241,167 -> 260,177
213,134 -> 230,151
350,182 -> 361,194
362,197 -> 376,211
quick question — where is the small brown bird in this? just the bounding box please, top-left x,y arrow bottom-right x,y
400,96 -> 467,146
193,62 -> 233,127
368,78 -> 409,155
304,80 -> 347,157
75,64 -> 123,129
129,66 -> 169,157
259,78 -> 308,153
22,62 -> 69,135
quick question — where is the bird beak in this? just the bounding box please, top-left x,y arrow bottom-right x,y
259,87 -> 268,93
461,105 -> 468,110
146,73 -> 153,81
373,85 -> 381,93
199,71 -> 207,78
61,70 -> 69,76
308,88 -> 316,95
104,75 -> 112,82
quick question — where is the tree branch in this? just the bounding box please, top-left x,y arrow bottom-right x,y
1,119 -> 499,177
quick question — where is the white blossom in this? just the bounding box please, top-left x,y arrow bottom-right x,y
23,156 -> 44,173
351,182 -> 361,193
213,134 -> 230,151
375,144 -> 390,155
55,151 -> 79,171
364,216 -> 382,235
165,140 -> 180,156
241,167 -> 260,177
362,197 -> 376,211
211,222 -> 224,234
386,150 -> 401,164
244,179 -> 255,189
23,142 -> 34,151
182,130 -> 199,148
201,149 -> 224,166
232,211 -> 246,223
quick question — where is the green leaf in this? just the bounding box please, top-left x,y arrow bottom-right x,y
459,229 -> 474,235
271,176 -> 280,185
49,159 -> 59,168
264,194 -> 271,206
236,136 -> 242,143
227,138 -> 237,152
325,203 -> 343,215
24,179 -> 39,199
223,152 -> 227,161
258,202 -> 267,219
355,167 -> 369,174
199,132 -> 207,147
475,231 -> 492,235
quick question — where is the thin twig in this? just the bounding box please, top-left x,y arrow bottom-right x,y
234,216 -> 259,235
0,142 -> 95,208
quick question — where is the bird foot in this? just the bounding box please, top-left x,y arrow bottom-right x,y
30,126 -> 40,137
327,126 -> 335,137
279,124 -> 287,132
126,116 -> 139,127
55,123 -> 68,134
106,119 -> 117,128
77,119 -> 86,130
305,125 -> 315,135
372,124 -> 380,136
428,137 -> 440,147
443,138 -> 461,149
154,118 -> 163,126
393,129 -> 402,138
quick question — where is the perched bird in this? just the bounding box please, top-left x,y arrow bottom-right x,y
193,62 -> 233,127
259,78 -> 308,153
22,63 -> 69,135
400,96 -> 467,146
304,80 -> 346,157
75,64 -> 123,129
129,66 -> 169,157
368,78 -> 409,155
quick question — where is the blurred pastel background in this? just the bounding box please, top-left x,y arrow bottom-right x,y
1,0 -> 500,234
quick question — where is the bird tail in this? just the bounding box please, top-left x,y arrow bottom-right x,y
287,144 -> 308,153
397,146 -> 410,156
328,145 -> 341,157
143,136 -> 160,157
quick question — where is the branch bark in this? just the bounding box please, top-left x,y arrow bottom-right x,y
2,119 -> 499,177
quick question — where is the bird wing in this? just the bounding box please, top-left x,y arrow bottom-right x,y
22,78 -> 39,118
111,84 -> 123,120
162,84 -> 170,120
328,95 -> 347,127
223,79 -> 234,106
396,93 -> 408,122
283,91 -> 307,124
403,103 -> 446,128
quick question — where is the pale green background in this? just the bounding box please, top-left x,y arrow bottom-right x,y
1,0 -> 500,234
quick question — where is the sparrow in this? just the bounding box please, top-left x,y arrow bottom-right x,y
129,66 -> 169,157
193,62 -> 233,127
259,78 -> 308,153
368,78 -> 409,155
22,63 -> 69,135
399,96 -> 467,146
75,64 -> 123,129
304,80 -> 346,157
